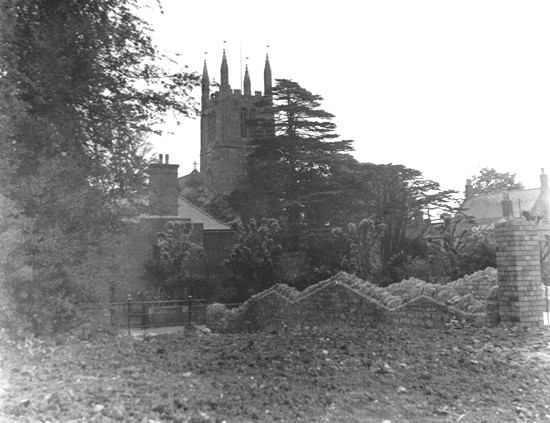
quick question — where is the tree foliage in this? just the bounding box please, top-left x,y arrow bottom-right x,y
0,0 -> 198,334
470,168 -> 524,195
425,214 -> 496,282
227,79 -> 461,287
224,218 -> 283,302
348,163 -> 457,282
9,0 -> 198,161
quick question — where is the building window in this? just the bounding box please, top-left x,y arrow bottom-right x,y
241,109 -> 256,138
249,110 -> 256,137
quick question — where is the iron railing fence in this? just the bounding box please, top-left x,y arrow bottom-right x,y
109,298 -> 208,330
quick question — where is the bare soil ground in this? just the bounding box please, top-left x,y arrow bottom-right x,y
1,325 -> 550,423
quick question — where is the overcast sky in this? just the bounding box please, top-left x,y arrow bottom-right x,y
143,0 -> 550,197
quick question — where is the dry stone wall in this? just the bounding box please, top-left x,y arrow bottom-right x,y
225,271 -> 495,333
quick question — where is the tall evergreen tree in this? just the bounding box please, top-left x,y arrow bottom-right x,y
229,79 -> 354,247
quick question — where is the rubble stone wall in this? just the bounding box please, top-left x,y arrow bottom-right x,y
225,272 -> 490,333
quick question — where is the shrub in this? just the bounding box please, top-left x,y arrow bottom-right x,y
143,221 -> 205,300
224,218 -> 283,302
426,216 -> 496,281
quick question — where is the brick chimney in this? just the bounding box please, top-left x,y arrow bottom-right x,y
464,179 -> 474,199
148,154 -> 179,216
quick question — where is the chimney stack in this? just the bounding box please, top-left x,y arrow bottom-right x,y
464,179 -> 474,199
541,168 -> 548,191
148,154 -> 179,216
502,192 -> 513,220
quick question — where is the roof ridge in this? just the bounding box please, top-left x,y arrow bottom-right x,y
468,187 -> 540,199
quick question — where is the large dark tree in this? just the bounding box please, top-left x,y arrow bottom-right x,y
229,79 -> 354,247
0,0 -> 198,334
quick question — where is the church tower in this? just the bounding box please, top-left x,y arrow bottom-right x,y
200,51 -> 273,195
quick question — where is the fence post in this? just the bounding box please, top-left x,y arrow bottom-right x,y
188,295 -> 192,328
127,295 -> 132,335
143,302 -> 149,330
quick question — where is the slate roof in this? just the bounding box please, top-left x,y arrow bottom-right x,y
177,197 -> 231,231
460,187 -> 545,225
137,190 -> 231,231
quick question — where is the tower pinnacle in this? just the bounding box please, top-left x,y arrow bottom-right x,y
220,49 -> 230,92
264,53 -> 272,96
201,59 -> 209,103
243,64 -> 251,95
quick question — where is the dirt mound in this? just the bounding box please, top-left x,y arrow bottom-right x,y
3,326 -> 550,422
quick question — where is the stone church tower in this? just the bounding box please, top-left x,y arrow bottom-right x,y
200,50 -> 273,195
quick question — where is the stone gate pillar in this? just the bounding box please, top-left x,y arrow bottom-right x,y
539,223 -> 550,286
495,220 -> 544,327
